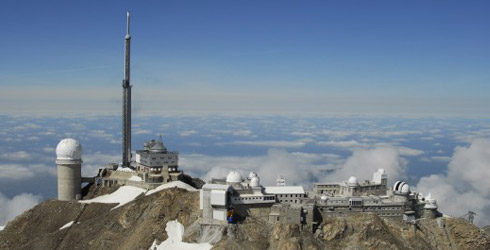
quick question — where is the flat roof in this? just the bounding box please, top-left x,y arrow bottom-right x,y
202,183 -> 231,190
264,186 -> 305,194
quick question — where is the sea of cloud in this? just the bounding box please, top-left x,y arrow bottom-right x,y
0,192 -> 42,228
0,115 -> 489,227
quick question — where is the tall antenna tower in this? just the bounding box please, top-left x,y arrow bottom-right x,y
122,11 -> 132,168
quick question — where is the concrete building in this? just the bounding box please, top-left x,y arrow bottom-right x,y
313,168 -> 388,197
134,139 -> 181,183
95,139 -> 183,188
200,184 -> 232,221
424,193 -> 438,219
199,168 -> 441,232
264,186 -> 306,204
56,138 -> 82,201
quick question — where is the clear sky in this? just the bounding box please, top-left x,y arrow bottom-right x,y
1,0 -> 489,116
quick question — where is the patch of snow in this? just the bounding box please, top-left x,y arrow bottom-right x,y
116,167 -> 135,172
59,221 -> 74,230
149,220 -> 212,250
0,226 -> 4,231
146,181 -> 198,196
129,175 -> 143,182
80,186 -> 146,209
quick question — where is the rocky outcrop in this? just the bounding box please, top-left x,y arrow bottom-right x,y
0,186 -> 201,250
1,185 -> 489,250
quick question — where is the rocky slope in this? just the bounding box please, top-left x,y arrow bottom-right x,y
1,185 -> 489,250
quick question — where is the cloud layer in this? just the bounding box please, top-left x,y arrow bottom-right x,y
416,139 -> 490,227
0,192 -> 42,227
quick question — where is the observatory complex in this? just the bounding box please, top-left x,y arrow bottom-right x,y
199,169 -> 440,231
55,11 -> 443,231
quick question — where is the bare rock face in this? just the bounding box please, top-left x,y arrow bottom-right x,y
483,225 -> 490,235
0,186 -> 201,250
1,185 -> 489,250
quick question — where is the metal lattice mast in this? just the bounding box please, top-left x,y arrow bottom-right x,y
122,11 -> 132,168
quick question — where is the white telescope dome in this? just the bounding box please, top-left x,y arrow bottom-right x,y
56,138 -> 82,160
393,181 -> 410,195
424,193 -> 438,209
250,176 -> 260,187
400,183 -> 410,194
347,176 -> 359,186
320,194 -> 328,201
248,171 -> 258,179
226,171 -> 243,183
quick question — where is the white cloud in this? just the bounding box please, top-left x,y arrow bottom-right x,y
392,146 -> 424,157
215,129 -> 254,137
416,139 -> 490,227
133,129 -> 152,135
230,140 -> 307,148
290,131 -> 315,137
43,147 -> 55,153
179,130 -> 198,137
319,129 -> 351,138
82,152 -> 120,176
182,150 -> 340,187
0,163 -> 55,180
0,192 -> 42,227
316,140 -> 424,157
316,140 -> 365,148
431,156 -> 451,162
324,145 -> 408,184
0,151 -> 32,161
13,123 -> 41,130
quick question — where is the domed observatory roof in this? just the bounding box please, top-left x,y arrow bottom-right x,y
250,176 -> 260,187
248,171 -> 258,179
347,176 -> 359,186
56,138 -> 82,162
226,171 -> 243,184
424,193 -> 438,209
150,141 -> 167,153
393,181 -> 410,195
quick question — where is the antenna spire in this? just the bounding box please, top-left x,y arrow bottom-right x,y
122,11 -> 132,168
126,11 -> 130,37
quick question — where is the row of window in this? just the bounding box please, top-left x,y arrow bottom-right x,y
151,157 -> 176,160
278,194 -> 303,198
279,200 -> 299,203
234,196 -> 275,201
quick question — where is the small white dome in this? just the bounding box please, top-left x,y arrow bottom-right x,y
248,171 -> 258,179
393,181 -> 410,195
226,171 -> 243,183
56,138 -> 82,160
424,193 -> 438,209
400,183 -> 410,194
347,176 -> 359,186
320,194 -> 328,201
250,176 -> 260,187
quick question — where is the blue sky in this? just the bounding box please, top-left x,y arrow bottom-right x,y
1,1 -> 489,116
